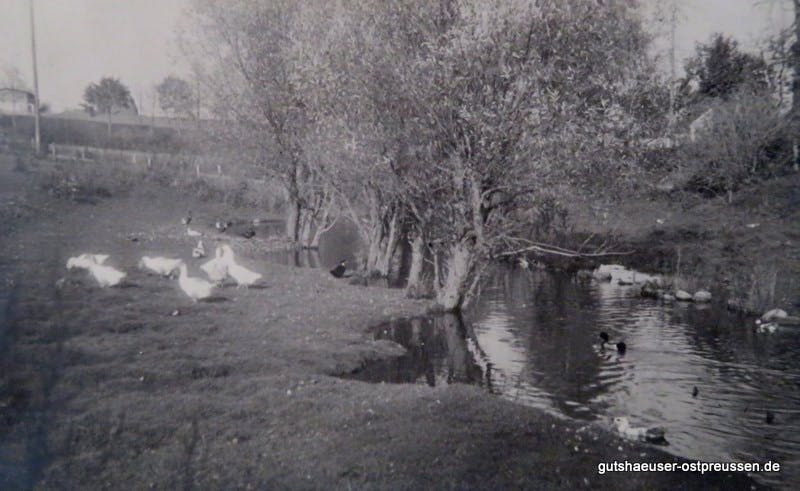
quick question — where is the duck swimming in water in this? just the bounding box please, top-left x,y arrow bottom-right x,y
616,341 -> 627,354
599,332 -> 610,345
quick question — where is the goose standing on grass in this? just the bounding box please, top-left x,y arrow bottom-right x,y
221,245 -> 262,287
138,256 -> 183,277
178,262 -> 214,301
181,211 -> 192,226
192,240 -> 206,258
86,262 -> 127,287
201,246 -> 229,285
66,253 -> 109,270
613,417 -> 667,444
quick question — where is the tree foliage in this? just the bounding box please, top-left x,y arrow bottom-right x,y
681,34 -> 770,101
156,75 -> 195,119
82,77 -> 136,117
182,0 -> 660,310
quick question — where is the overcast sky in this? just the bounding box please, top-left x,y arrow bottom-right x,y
0,0 -> 793,113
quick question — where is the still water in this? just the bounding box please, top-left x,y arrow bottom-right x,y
346,267 -> 800,489
261,224 -> 799,488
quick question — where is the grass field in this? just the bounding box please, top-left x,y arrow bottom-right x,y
0,154 -> 763,489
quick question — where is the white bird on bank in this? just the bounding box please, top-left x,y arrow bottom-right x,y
221,244 -> 262,287
192,240 -> 206,258
86,262 -> 127,287
755,319 -> 779,333
177,262 -> 214,301
138,256 -> 183,277
187,226 -> 202,237
613,417 -> 667,444
201,246 -> 229,284
66,253 -> 109,270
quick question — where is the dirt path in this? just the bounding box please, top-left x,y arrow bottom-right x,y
0,157 -> 764,489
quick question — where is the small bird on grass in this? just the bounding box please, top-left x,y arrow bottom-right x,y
330,259 -> 347,278
192,240 -> 206,258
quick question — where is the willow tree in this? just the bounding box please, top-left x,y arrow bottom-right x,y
181,0 -> 336,242
376,0 -> 654,311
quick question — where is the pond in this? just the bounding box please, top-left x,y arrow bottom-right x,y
345,266 -> 800,489
261,221 -> 799,489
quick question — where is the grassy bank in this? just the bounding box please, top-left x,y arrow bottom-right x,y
561,174 -> 800,316
0,154 -> 764,489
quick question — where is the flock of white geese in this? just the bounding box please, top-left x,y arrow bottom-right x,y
64,230 -> 263,301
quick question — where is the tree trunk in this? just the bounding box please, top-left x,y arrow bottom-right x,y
299,208 -> 314,248
374,211 -> 399,277
405,234 -> 425,298
365,223 -> 383,274
435,241 -> 474,312
285,196 -> 301,242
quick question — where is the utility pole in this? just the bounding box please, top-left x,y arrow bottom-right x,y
29,0 -> 41,154
667,1 -> 677,134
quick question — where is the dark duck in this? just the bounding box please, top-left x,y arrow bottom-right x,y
330,260 -> 347,278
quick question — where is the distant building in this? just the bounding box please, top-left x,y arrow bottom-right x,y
0,88 -> 35,115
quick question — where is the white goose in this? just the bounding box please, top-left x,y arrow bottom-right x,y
66,253 -> 109,270
177,263 -> 214,301
613,417 -> 667,444
200,246 -> 228,284
86,262 -> 127,287
187,226 -> 202,237
138,256 -> 183,277
221,245 -> 262,287
192,240 -> 206,258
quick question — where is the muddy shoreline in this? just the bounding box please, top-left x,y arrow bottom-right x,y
0,158 -> 767,489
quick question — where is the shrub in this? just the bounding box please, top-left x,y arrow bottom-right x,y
684,90 -> 792,202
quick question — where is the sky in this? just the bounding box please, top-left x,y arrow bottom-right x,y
0,0 -> 794,113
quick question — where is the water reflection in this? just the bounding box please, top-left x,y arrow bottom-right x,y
349,265 -> 800,489
341,314 -> 486,388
